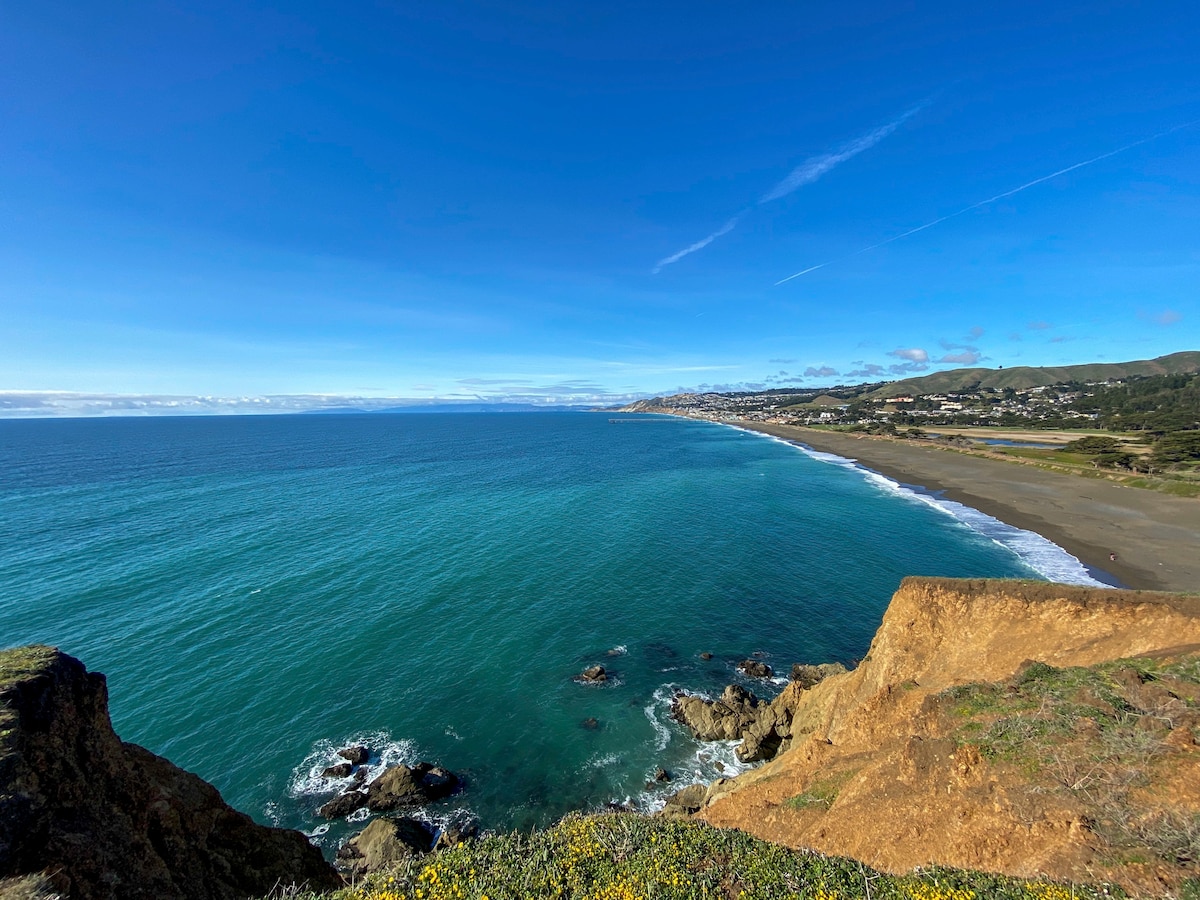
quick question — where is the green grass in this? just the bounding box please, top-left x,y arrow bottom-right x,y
268,813 -> 1120,900
939,656 -> 1200,869
785,772 -> 854,812
0,645 -> 57,685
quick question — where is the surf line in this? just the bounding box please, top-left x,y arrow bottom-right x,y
716,422 -> 1112,587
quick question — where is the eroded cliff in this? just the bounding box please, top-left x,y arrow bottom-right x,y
693,578 -> 1200,896
0,646 -> 341,900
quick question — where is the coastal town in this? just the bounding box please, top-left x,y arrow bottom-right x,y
626,381 -> 1098,429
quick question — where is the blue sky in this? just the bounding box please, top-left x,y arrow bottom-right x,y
2,1 -> 1198,413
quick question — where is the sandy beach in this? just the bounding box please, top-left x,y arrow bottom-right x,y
739,423 -> 1200,593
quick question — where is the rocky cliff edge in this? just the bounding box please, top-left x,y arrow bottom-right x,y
0,646 -> 342,900
692,577 -> 1200,895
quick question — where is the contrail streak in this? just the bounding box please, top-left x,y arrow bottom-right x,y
653,214 -> 744,273
774,122 -> 1197,286
761,101 -> 928,203
654,101 -> 929,272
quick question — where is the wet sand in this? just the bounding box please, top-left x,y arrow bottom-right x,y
740,423 -> 1200,593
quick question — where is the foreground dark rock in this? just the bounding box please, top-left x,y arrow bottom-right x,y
0,646 -> 342,900
336,817 -> 433,877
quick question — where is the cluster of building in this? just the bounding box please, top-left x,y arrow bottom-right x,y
630,384 -> 1098,429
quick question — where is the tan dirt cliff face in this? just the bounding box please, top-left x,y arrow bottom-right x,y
696,578 -> 1200,896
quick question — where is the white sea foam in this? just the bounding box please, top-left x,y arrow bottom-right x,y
733,426 -> 1108,587
582,752 -> 623,772
644,685 -> 679,751
606,644 -> 628,656
288,731 -> 418,799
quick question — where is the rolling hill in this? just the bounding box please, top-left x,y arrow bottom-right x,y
868,351 -> 1200,398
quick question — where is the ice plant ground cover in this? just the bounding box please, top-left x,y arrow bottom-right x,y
269,813 -> 1127,900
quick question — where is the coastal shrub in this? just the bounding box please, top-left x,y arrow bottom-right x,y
275,814 -> 1119,900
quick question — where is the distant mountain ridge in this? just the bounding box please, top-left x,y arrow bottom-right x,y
868,351 -> 1200,398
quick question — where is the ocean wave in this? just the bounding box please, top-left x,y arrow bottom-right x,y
786,440 -> 1108,587
644,685 -> 680,751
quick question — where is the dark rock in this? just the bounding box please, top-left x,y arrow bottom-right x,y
322,762 -> 354,778
790,662 -> 847,689
351,767 -> 368,785
699,652 -> 713,660
366,763 -> 459,811
318,790 -> 368,819
581,717 -> 600,730
654,767 -> 671,782
737,659 -> 774,679
337,745 -> 370,765
433,821 -> 478,851
662,784 -> 707,814
736,728 -> 784,763
0,645 -> 342,900
337,817 -> 433,877
577,665 -> 607,683
714,761 -> 725,772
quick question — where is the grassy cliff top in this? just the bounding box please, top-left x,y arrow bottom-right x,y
276,812 -> 1120,900
0,645 -> 58,686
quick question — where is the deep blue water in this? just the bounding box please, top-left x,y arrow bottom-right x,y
0,412 -> 1057,851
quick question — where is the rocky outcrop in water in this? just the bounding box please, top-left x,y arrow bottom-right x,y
576,665 -> 607,683
368,763 -> 459,811
0,646 -> 341,900
737,659 -> 774,679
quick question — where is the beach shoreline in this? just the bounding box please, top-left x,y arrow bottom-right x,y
729,422 -> 1200,593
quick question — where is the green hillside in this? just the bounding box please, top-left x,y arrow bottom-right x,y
869,351 -> 1200,398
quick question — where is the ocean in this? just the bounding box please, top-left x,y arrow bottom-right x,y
0,412 -> 1101,851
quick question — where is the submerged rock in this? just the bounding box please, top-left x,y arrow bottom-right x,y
581,716 -> 600,730
699,652 -> 713,660
322,762 -> 354,778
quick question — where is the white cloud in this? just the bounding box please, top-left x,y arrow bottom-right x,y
939,351 -> 981,365
888,348 -> 929,363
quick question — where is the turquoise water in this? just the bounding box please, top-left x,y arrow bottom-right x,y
1,412 -> 1044,851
